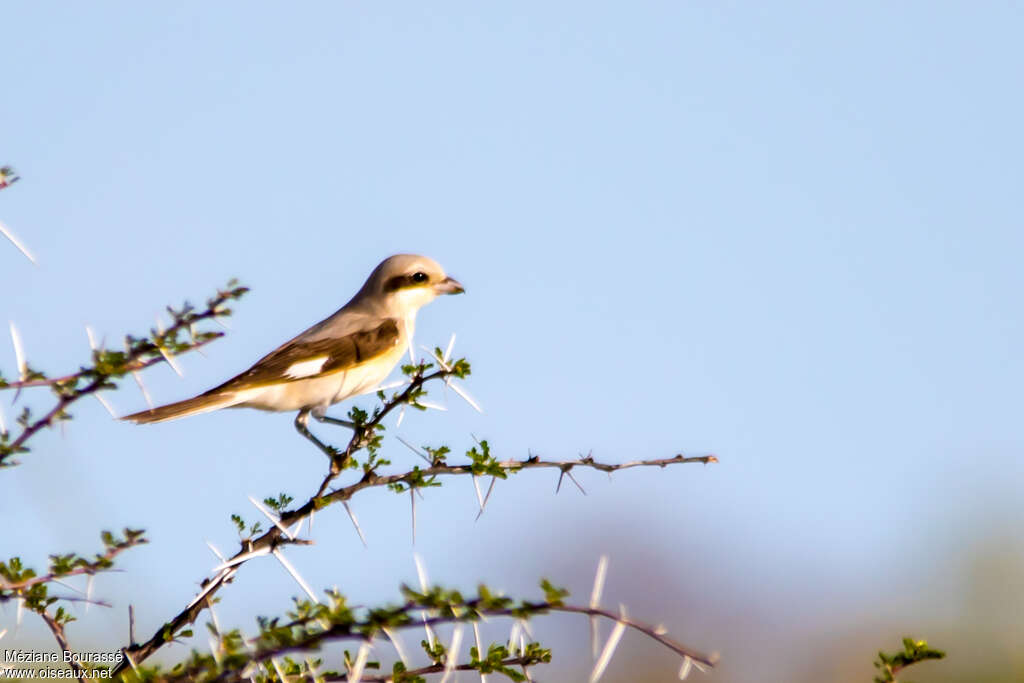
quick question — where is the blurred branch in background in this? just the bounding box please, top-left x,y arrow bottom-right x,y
145,581 -> 716,682
0,530 -> 148,683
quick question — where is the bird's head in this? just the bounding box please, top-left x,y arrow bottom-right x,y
361,254 -> 464,316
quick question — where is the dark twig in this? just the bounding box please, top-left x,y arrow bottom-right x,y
39,611 -> 87,683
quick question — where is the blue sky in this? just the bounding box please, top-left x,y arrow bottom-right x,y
2,3 -> 1023,681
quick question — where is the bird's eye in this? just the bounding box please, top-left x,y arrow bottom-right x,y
411,272 -> 429,283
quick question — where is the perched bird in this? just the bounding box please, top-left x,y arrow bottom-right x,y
122,254 -> 464,448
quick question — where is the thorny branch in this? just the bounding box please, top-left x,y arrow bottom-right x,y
1,529 -> 148,683
247,601 -> 714,674
0,530 -> 146,595
0,283 -> 244,673
0,282 -> 248,467
2,281 -> 715,681
115,359 -> 716,678
150,581 -> 717,682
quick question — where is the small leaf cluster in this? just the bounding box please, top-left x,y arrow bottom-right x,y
467,439 -> 511,478
262,492 -> 294,513
386,465 -> 442,494
230,513 -> 264,539
1,529 -> 146,625
873,637 -> 946,683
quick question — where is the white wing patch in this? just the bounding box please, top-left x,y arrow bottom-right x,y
284,355 -> 329,379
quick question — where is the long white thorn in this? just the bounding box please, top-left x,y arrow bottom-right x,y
186,568 -> 234,610
123,336 -> 154,408
85,574 -> 95,614
590,613 -> 627,683
474,621 -> 487,683
449,381 -> 483,413
423,345 -> 450,371
207,594 -> 222,635
439,624 -> 463,683
9,322 -> 26,380
422,619 -> 437,652
396,435 -> 432,464
130,371 -> 154,409
206,541 -> 226,562
396,404 -> 406,428
51,578 -> 83,596
122,650 -> 139,676
472,475 -> 484,511
475,476 -> 497,522
85,325 -> 99,352
211,546 -> 271,572
347,643 -> 370,683
342,501 -> 368,547
0,404 -> 8,437
590,555 -> 609,659
410,488 -> 417,544
507,621 -> 521,656
272,549 -> 319,604
444,333 -> 456,363
414,553 -> 436,649
93,392 -> 118,419
154,317 -> 184,377
383,627 -> 410,667
208,636 -> 223,665
156,344 -> 184,377
678,656 -> 693,680
518,618 -> 534,640
376,378 -> 410,392
0,219 -> 37,265
417,400 -> 447,412
248,496 -> 296,540
414,553 -> 429,591
590,555 -> 609,608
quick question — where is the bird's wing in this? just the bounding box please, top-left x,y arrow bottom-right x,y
210,318 -> 401,392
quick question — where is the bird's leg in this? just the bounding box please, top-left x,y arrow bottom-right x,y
294,409 -> 337,459
313,413 -> 357,430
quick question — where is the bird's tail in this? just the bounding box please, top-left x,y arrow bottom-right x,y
121,392 -> 242,424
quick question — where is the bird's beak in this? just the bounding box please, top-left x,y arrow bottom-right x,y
435,276 -> 465,295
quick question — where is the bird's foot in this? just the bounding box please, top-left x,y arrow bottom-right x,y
312,413 -> 357,430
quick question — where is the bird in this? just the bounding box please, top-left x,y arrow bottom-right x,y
122,254 -> 464,450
